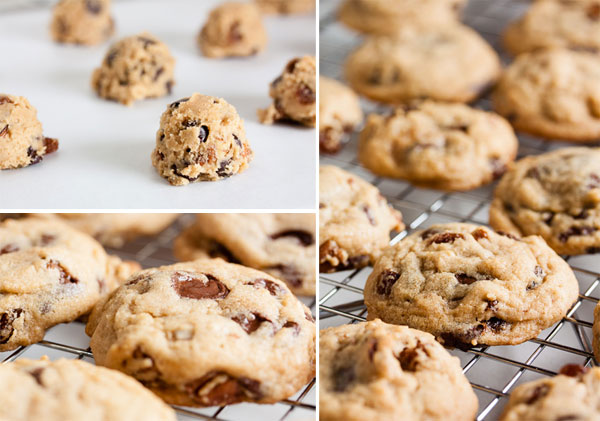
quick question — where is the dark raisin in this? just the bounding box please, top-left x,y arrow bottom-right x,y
232,313 -> 270,334
559,364 -> 589,378
270,230 -> 313,246
286,58 -> 300,73
398,341 -> 428,371
376,270 -> 400,296
43,137 -> 59,154
185,371 -> 262,406
0,309 -> 23,344
198,125 -> 209,142
455,273 -> 477,285
172,271 -> 229,299
216,158 -> 233,178
486,317 -> 508,332
428,232 -> 464,244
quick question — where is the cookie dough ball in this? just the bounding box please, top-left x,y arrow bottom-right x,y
151,94 -> 254,186
258,56 -> 316,127
0,95 -> 58,170
255,0 -> 315,14
50,0 -> 114,46
199,2 -> 267,58
91,33 -> 175,106
319,76 -> 363,154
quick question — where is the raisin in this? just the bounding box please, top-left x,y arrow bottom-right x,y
440,325 -> 484,351
232,313 -> 270,334
497,231 -> 520,240
270,230 -> 313,246
428,232 -> 464,244
286,58 -> 300,73
296,84 -> 315,105
376,270 -> 400,296
43,137 -> 59,154
172,271 -> 229,299
185,372 -> 262,406
198,125 -> 209,142
587,3 -> 600,20
559,226 -> 596,242
455,273 -> 477,285
154,67 -> 164,82
0,125 -> 8,137
0,244 -> 18,255
559,364 -> 589,378
0,96 -> 14,105
472,228 -> 489,241
362,205 -> 376,226
0,309 -> 23,344
398,341 -> 428,371
27,147 -> 42,165
420,228 -> 440,240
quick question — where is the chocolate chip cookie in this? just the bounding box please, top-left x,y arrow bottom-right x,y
199,2 -> 267,58
503,0 -> 600,56
151,93 -> 254,185
174,213 -> 316,296
493,49 -> 600,142
358,101 -> 518,191
319,319 -> 478,421
258,56 -> 316,127
345,25 -> 500,104
490,147 -> 600,255
364,223 -> 578,349
0,95 -> 58,170
255,0 -> 315,14
319,76 -> 363,154
319,166 -> 404,273
0,358 -> 176,421
50,0 -> 114,46
500,364 -> 600,421
0,217 -> 139,351
91,32 -> 175,106
86,259 -> 316,407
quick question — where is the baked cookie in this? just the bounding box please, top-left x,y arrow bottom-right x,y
364,223 -> 578,349
345,25 -> 500,104
50,0 -> 114,46
91,33 -> 175,106
503,0 -> 600,56
500,364 -> 600,421
151,93 -> 253,186
0,217 -> 139,352
0,95 -> 58,170
319,320 -> 478,421
338,0 -> 465,36
490,147 -> 600,255
258,56 -> 316,127
86,259 -> 316,407
0,358 -> 176,421
199,2 -> 267,58
493,49 -> 600,142
358,101 -> 518,191
255,0 -> 315,14
319,166 -> 404,273
174,214 -> 316,296
319,76 -> 363,154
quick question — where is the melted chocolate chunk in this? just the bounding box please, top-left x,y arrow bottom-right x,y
486,317 -> 508,332
332,365 -> 355,392
440,325 -> 484,351
0,309 -> 23,344
185,371 -> 262,406
172,271 -> 229,299
270,230 -> 313,246
376,270 -> 400,296
46,260 -> 78,284
286,58 -> 299,73
398,340 -> 428,372
559,364 -> 589,378
455,273 -> 477,285
246,278 -> 285,296
232,313 -> 270,334
428,232 -> 464,244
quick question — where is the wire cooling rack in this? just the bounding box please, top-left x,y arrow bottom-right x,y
320,0 -> 600,419
0,214 -> 316,421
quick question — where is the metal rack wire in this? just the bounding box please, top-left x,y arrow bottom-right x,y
0,214 -> 316,421
319,0 -> 600,419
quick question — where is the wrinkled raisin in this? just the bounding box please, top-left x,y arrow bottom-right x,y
376,270 -> 400,296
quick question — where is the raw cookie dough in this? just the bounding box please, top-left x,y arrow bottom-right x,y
86,259 -> 316,407
0,95 -> 58,170
319,76 -> 363,154
320,320 -> 478,421
500,365 -> 600,421
0,358 -> 176,421
338,0 -> 465,36
258,56 -> 316,127
151,93 -> 253,186
364,223 -> 578,349
91,32 -> 175,106
358,101 -> 518,191
50,0 -> 114,46
345,25 -> 500,104
199,2 -> 267,58
173,213 -> 316,296
0,217 -> 140,352
255,0 -> 315,14
490,147 -> 600,255
503,0 -> 600,56
493,49 -> 600,142
319,166 -> 404,272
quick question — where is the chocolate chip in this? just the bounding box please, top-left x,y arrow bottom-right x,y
172,271 -> 229,300
296,84 -> 315,105
229,21 -> 243,43
185,371 -> 262,406
286,58 -> 299,73
154,67 -> 164,82
0,96 -> 14,105
440,325 -> 484,351
216,158 -> 232,178
544,213 -> 555,225
27,147 -> 42,165
171,165 -> 199,182
266,264 -> 303,287
0,125 -> 8,137
85,0 -> 102,14
0,244 -> 18,255
587,3 -> 600,20
46,260 -> 78,284
486,300 -> 498,311
420,228 -> 440,240
233,134 -> 242,148
332,365 -> 354,392
362,205 -> 376,226
182,119 -> 199,128
169,97 -> 190,108
367,338 -> 378,361
490,158 -> 507,179
559,364 -> 589,378
398,340 -> 428,372
105,49 -> 118,66
43,137 -> 59,154
198,125 -> 209,142
270,230 -> 313,246
376,270 -> 400,296
232,313 -> 270,334
559,226 -> 596,242
455,273 -> 477,285
428,232 -> 464,244
526,384 -> 550,404
0,309 -> 23,344
486,317 -> 508,332
282,321 -> 300,335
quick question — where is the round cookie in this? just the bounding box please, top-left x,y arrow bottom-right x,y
91,32 -> 175,106
199,2 -> 267,58
503,0 -> 600,56
364,223 -> 578,349
319,76 -> 363,154
255,0 -> 315,14
500,364 -> 600,421
86,259 -> 316,407
345,25 -> 500,104
0,217 -> 139,352
319,165 -> 404,273
319,320 -> 478,421
258,56 -> 316,127
174,213 -> 316,296
338,0 -> 465,36
492,49 -> 600,142
0,95 -> 58,170
0,358 -> 176,421
50,0 -> 114,46
490,147 -> 600,255
358,101 -> 518,191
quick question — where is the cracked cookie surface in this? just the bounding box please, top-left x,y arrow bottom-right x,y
319,319 -> 478,421
50,0 -> 114,45
364,223 -> 578,348
86,259 -> 315,407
